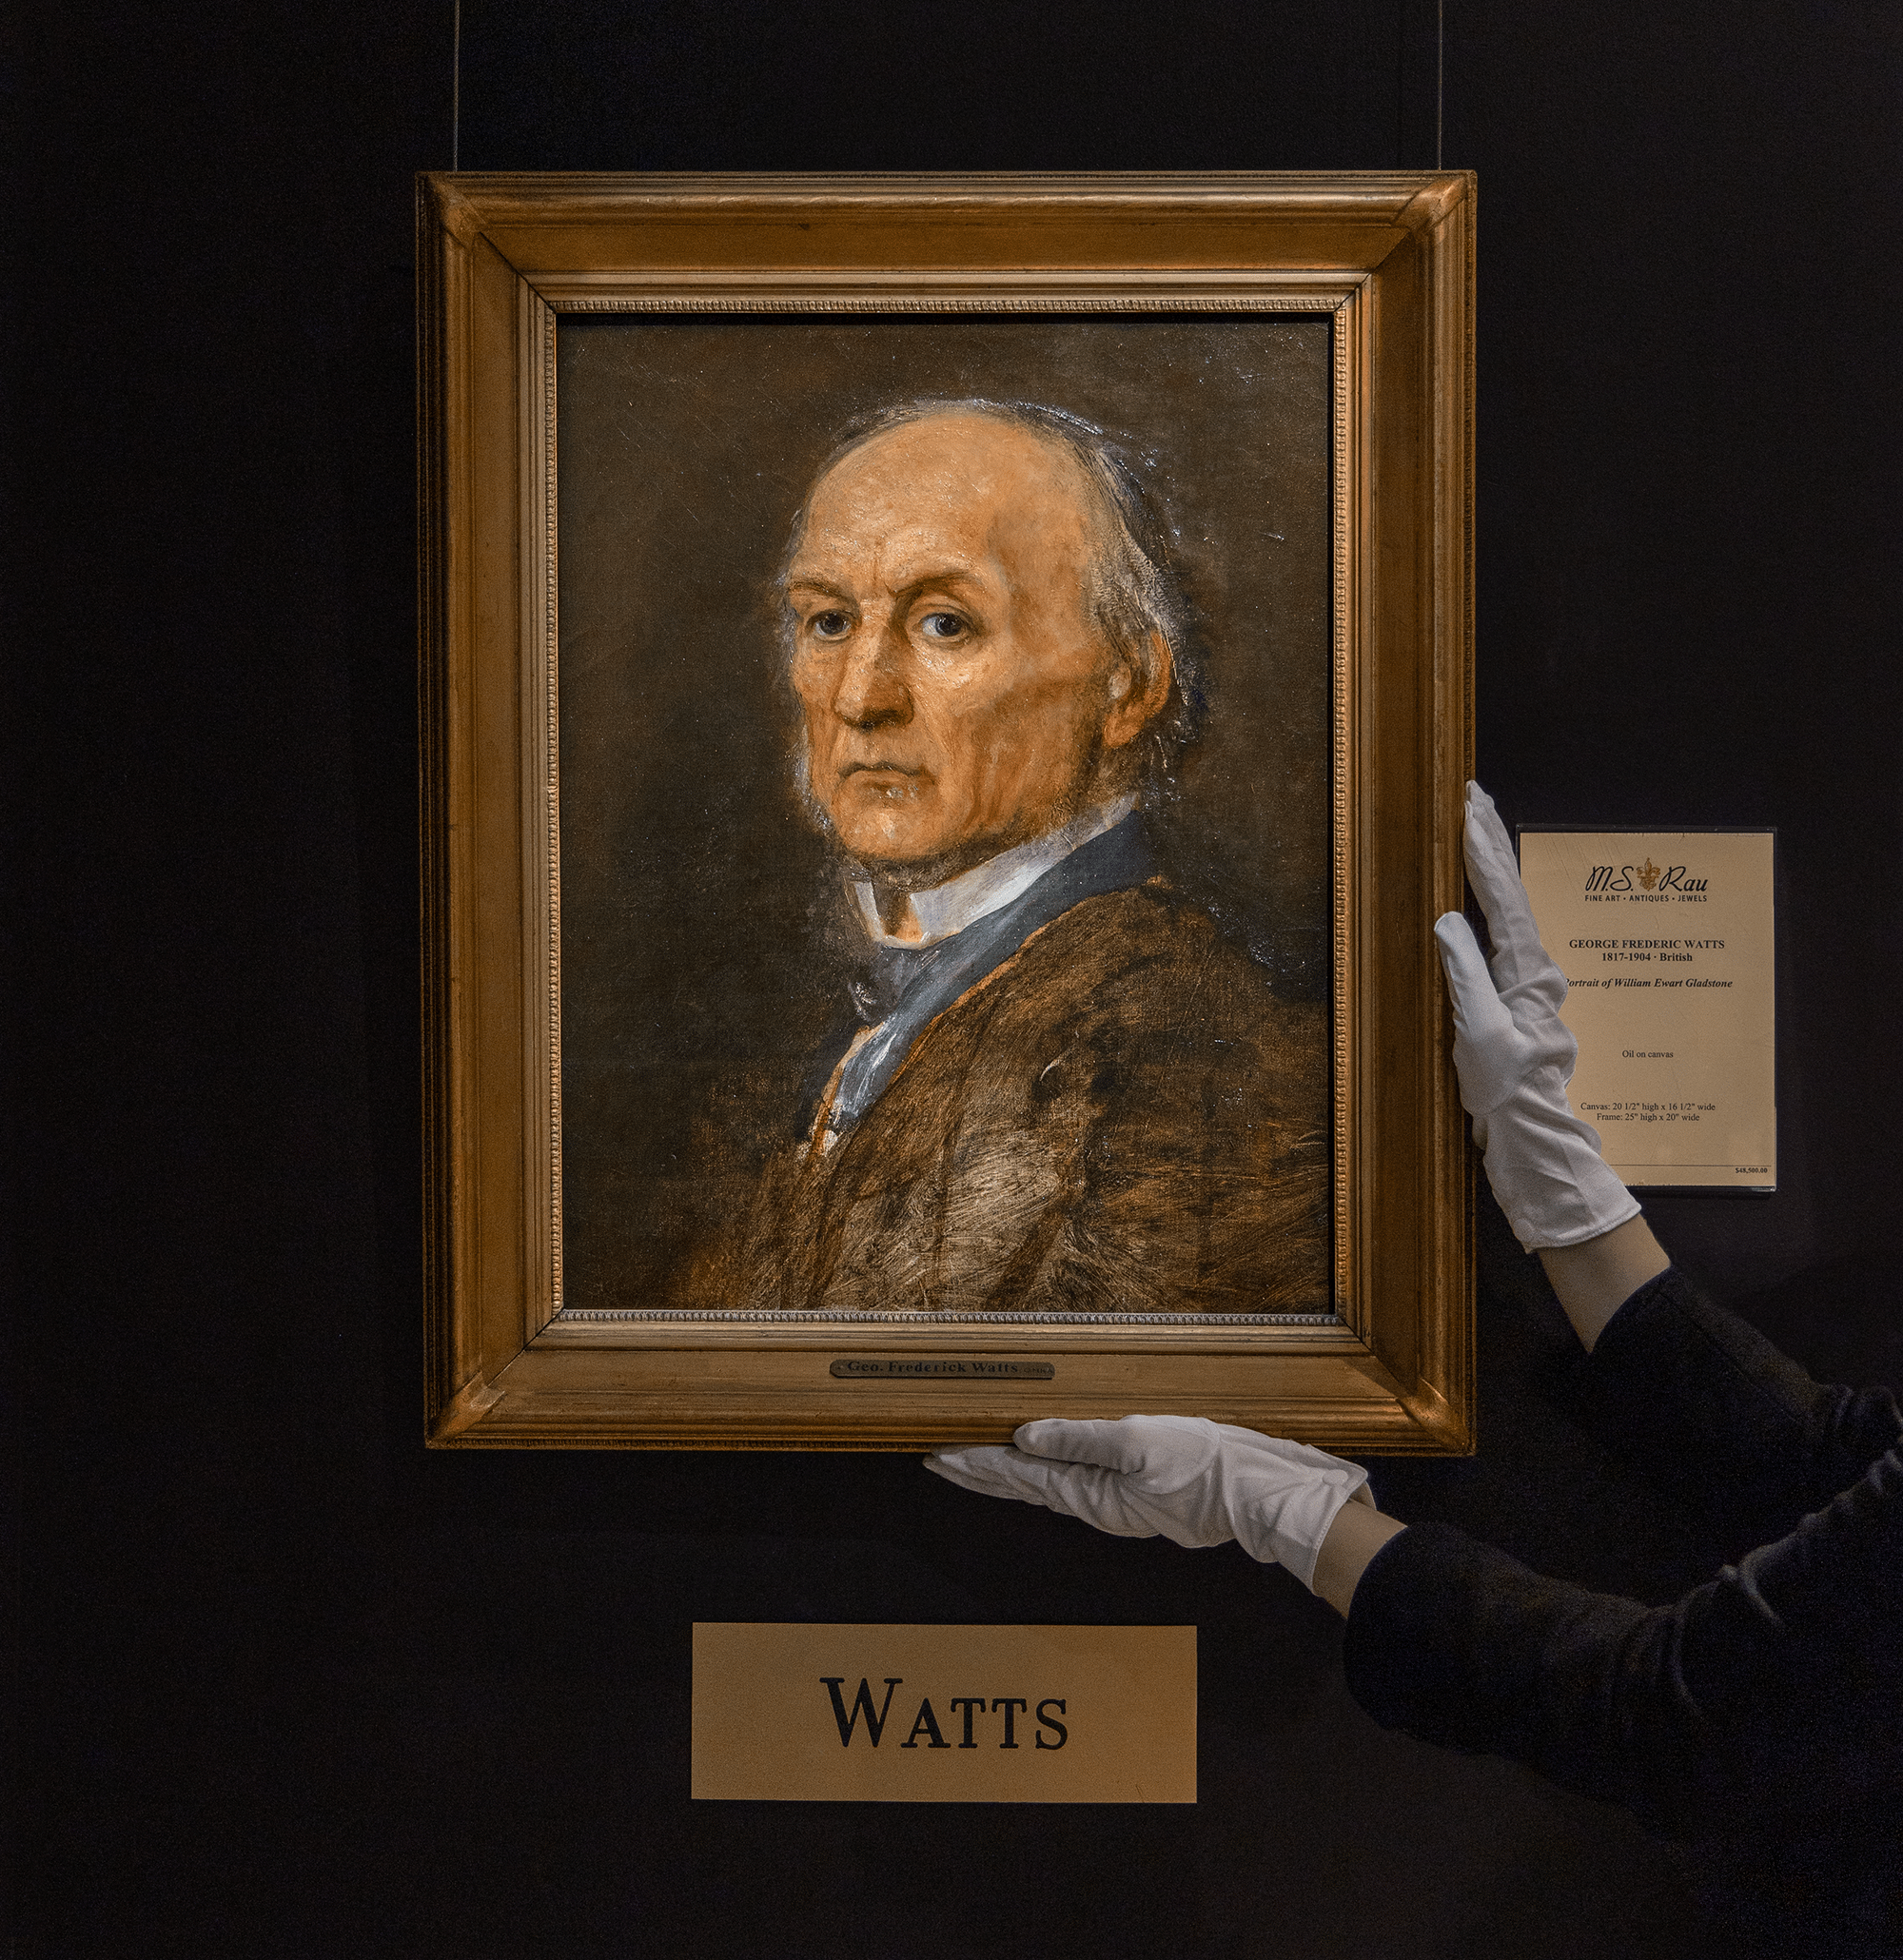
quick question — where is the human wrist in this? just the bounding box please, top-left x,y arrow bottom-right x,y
1538,1214 -> 1670,1353
1309,1501 -> 1407,1617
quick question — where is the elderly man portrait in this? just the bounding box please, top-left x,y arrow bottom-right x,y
686,398 -> 1330,1318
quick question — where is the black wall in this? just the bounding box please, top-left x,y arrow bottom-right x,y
12,4 -> 1901,1953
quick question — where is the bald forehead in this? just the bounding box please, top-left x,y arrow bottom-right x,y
800,412 -> 1105,547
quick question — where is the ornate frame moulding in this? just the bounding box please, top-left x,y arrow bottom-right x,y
419,171 -> 1475,1451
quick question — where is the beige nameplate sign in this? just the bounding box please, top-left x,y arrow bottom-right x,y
1518,830 -> 1775,1190
692,1623 -> 1196,1803
829,1357 -> 1056,1381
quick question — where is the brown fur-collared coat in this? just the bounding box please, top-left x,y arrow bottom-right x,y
701,881 -> 1330,1318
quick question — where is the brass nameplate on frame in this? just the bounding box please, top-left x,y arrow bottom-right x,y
829,1358 -> 1056,1382
691,1623 -> 1196,1804
1518,830 -> 1775,1190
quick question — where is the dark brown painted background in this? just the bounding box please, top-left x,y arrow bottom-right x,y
556,316 -> 1331,1307
11,3 -> 1901,1954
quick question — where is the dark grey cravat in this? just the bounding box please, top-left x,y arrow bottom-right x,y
847,944 -> 941,1027
821,813 -> 1159,1143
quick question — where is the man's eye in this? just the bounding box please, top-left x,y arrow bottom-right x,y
809,611 -> 852,638
918,612 -> 966,639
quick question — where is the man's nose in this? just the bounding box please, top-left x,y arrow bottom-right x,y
831,627 -> 912,729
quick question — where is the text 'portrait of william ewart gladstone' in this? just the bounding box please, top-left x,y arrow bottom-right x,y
689,399 -> 1330,1319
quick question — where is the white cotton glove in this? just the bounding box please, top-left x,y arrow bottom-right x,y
1433,781 -> 1641,1251
923,1415 -> 1372,1594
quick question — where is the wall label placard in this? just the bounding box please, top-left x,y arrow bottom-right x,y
1517,829 -> 1775,1190
828,1357 -> 1057,1381
691,1623 -> 1196,1803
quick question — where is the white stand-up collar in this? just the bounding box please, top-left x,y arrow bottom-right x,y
849,794 -> 1138,950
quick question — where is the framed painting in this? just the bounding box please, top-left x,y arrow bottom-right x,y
418,172 -> 1475,1451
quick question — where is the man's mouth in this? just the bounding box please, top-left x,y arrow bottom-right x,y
839,761 -> 926,780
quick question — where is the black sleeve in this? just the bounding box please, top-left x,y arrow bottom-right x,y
1342,1443 -> 1903,1842
1587,1265 -> 1903,1536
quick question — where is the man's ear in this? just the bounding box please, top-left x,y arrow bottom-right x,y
1101,630 -> 1174,750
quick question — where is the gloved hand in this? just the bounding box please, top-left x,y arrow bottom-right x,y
1433,781 -> 1640,1251
924,1415 -> 1373,1593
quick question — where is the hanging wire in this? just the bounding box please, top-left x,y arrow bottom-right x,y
451,3 -> 1436,175
1436,0 -> 1444,168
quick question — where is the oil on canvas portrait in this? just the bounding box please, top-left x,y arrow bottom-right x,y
556,316 -> 1334,1322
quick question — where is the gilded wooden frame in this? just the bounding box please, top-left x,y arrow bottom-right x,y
419,172 -> 1475,1451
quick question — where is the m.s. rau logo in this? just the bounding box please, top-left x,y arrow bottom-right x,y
1583,857 -> 1710,896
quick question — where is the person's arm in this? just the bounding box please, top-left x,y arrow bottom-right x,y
1585,1260 -> 1903,1531
1537,1212 -> 1669,1352
1341,1440 -> 1903,1839
1309,1496 -> 1407,1616
1437,783 -> 1903,1519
